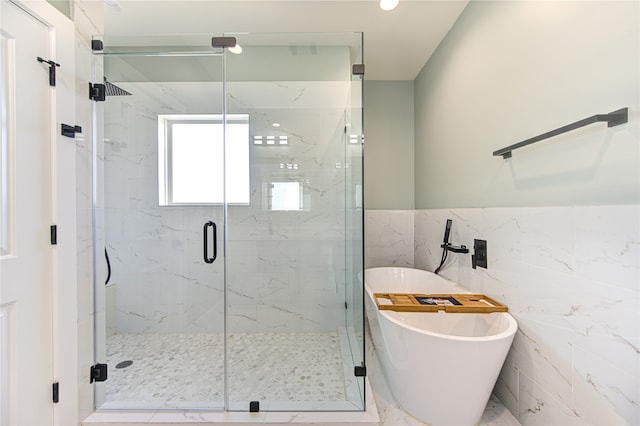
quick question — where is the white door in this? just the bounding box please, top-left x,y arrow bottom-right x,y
0,1 -> 55,424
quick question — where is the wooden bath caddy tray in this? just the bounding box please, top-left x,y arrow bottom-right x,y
374,293 -> 508,313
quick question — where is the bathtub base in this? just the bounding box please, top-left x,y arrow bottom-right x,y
364,267 -> 517,426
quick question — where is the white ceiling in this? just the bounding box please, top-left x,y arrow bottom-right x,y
103,0 -> 470,80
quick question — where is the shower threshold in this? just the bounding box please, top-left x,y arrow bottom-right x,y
82,379 -> 379,426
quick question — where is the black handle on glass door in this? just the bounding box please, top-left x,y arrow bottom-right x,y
203,221 -> 217,264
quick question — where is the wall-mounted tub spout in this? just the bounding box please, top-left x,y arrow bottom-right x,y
434,219 -> 469,274
442,243 -> 469,254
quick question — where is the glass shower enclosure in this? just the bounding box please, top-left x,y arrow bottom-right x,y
92,32 -> 365,412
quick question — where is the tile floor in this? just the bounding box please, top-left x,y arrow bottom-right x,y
105,332 -> 349,406
99,327 -> 521,425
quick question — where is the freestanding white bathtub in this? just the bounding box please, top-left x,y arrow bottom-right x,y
364,267 -> 517,426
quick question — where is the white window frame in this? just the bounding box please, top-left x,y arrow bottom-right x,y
158,113 -> 250,206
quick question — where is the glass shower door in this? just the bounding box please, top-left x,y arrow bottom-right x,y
224,32 -> 365,412
93,35 -> 227,410
93,32 -> 365,412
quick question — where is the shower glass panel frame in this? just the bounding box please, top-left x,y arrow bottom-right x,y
91,32 -> 365,413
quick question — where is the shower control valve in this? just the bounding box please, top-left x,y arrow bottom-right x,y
472,239 -> 488,269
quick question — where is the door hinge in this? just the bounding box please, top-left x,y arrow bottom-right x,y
37,57 -> 60,86
90,363 -> 108,383
91,39 -> 104,51
249,400 -> 260,412
52,382 -> 59,403
211,36 -> 237,49
61,124 -> 82,138
50,225 -> 57,245
352,64 -> 365,76
354,363 -> 366,377
89,83 -> 106,102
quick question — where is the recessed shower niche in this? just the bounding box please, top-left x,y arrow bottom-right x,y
91,32 -> 365,412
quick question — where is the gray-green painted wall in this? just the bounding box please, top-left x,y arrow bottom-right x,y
414,1 -> 639,208
364,80 -> 415,209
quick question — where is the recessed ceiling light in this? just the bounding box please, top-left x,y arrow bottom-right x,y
228,44 -> 243,54
272,123 -> 281,128
380,0 -> 399,11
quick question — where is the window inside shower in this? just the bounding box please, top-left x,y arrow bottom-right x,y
92,32 -> 365,413
158,114 -> 250,206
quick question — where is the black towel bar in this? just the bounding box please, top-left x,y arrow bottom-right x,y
493,107 -> 628,159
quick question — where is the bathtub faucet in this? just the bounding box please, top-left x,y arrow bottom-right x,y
441,242 -> 469,254
434,219 -> 469,274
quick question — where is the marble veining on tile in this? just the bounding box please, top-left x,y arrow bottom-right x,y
409,205 -> 640,425
103,80 -> 357,336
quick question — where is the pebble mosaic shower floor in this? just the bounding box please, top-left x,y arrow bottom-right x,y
105,332 -> 349,406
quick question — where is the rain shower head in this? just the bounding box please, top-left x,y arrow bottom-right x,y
104,77 -> 132,96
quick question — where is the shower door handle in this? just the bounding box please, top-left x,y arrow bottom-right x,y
203,221 -> 217,264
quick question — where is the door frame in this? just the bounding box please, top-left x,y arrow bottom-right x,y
5,1 -> 77,425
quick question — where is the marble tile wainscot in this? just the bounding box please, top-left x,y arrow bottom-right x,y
412,206 -> 639,425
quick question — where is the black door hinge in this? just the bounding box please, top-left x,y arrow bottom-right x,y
89,83 -> 106,102
52,382 -> 59,403
37,57 -> 60,86
61,124 -> 82,138
211,36 -> 237,49
249,400 -> 260,412
90,363 -> 108,383
50,225 -> 57,245
354,363 -> 366,377
91,40 -> 104,51
352,64 -> 365,76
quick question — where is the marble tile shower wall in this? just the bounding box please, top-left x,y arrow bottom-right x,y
366,207 -> 639,425
104,81 -> 353,334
